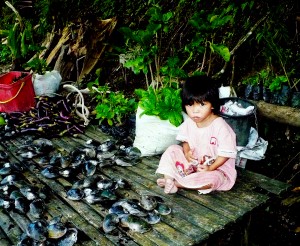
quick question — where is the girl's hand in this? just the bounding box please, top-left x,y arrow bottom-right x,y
184,149 -> 197,163
197,164 -> 210,172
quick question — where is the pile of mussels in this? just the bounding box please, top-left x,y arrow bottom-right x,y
16,137 -> 142,179
0,151 -> 78,245
103,195 -> 172,234
8,135 -> 172,238
0,151 -> 48,217
18,216 -> 78,245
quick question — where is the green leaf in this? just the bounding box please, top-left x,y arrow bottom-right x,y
168,111 -> 183,127
162,12 -> 173,23
107,119 -> 113,126
119,27 -> 134,39
210,43 -> 231,62
147,23 -> 162,34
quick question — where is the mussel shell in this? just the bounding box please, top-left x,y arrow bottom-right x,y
96,151 -> 115,161
144,211 -> 160,224
10,190 -> 24,200
83,162 -> 97,176
41,166 -> 59,179
29,199 -> 45,218
77,147 -> 96,158
1,174 -> 18,185
97,139 -> 116,152
19,186 -> 38,200
126,146 -> 142,158
19,151 -> 38,159
71,179 -> 85,189
103,213 -> 119,233
35,156 -> 50,166
84,191 -> 105,204
49,153 -> 62,166
139,195 -> 157,211
59,167 -> 78,178
100,190 -> 117,201
0,150 -> 9,160
47,222 -> 67,239
0,198 -> 13,209
14,197 -> 29,214
26,220 -> 48,242
119,146 -> 141,158
113,156 -> 133,167
97,179 -> 116,190
1,184 -> 15,196
0,166 -> 12,175
56,228 -> 78,246
119,214 -> 151,233
66,188 -> 84,201
82,175 -> 103,188
108,204 -> 127,216
155,202 -> 171,215
59,155 -> 72,168
17,233 -> 34,246
114,199 -> 147,217
114,178 -> 130,189
48,215 -> 63,225
32,138 -> 54,152
71,152 -> 86,165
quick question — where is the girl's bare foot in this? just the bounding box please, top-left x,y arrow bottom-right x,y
164,179 -> 178,194
157,178 -> 166,187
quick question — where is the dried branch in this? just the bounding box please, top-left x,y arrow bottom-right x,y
213,13 -> 269,79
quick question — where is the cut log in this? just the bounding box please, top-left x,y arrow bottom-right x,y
78,17 -> 117,82
253,100 -> 300,127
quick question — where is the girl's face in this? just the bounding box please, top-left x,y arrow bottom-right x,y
185,101 -> 214,126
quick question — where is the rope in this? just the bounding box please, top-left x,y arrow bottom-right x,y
63,84 -> 90,126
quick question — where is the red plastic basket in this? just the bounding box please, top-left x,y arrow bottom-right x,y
0,71 -> 36,112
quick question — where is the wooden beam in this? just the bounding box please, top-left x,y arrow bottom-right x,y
253,100 -> 300,127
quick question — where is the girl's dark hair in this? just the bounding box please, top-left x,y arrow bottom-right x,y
181,75 -> 221,114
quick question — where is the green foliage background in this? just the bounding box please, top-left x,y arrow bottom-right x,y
0,0 -> 299,91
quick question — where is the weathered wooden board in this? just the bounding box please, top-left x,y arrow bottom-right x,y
0,125 -> 291,245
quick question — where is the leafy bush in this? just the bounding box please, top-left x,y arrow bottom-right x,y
91,84 -> 137,126
25,57 -> 50,74
135,86 -> 183,127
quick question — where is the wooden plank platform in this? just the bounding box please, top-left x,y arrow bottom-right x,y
0,125 -> 291,245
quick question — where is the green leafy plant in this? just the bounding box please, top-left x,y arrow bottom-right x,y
269,75 -> 288,92
1,1 -> 42,69
90,84 -> 137,126
0,44 -> 11,64
242,68 -> 289,93
119,5 -> 175,88
135,86 -> 183,127
25,57 -> 50,75
119,4 -> 187,126
241,74 -> 259,86
186,4 -> 234,73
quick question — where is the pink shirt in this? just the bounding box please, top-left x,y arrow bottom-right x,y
176,116 -> 237,183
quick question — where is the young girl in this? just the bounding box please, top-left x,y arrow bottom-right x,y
156,75 -> 237,194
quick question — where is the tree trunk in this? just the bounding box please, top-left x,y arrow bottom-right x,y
254,100 -> 300,127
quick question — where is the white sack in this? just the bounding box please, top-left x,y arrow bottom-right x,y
218,85 -> 237,98
133,106 -> 185,156
33,70 -> 62,97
